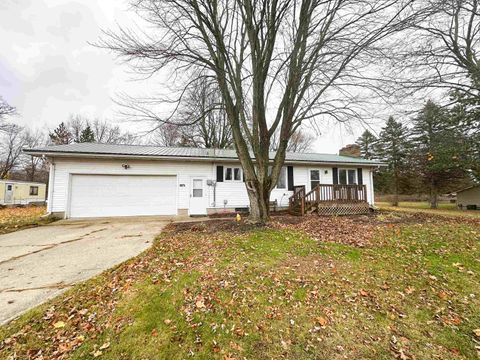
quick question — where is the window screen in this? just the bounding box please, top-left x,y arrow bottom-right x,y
225,168 -> 233,181
29,186 -> 39,196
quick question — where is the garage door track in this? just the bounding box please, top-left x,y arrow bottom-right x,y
0,217 -> 169,324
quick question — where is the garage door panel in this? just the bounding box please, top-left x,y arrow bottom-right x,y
70,175 -> 176,218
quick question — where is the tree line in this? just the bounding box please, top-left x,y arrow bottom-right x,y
356,100 -> 478,208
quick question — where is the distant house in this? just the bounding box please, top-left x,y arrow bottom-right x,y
456,185 -> 480,210
0,180 -> 47,205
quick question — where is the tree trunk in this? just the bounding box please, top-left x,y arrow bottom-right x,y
392,170 -> 399,207
245,179 -> 271,224
429,179 -> 438,209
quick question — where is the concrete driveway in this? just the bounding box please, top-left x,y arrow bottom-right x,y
0,217 -> 170,324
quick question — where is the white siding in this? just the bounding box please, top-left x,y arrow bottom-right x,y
49,157 -> 376,216
50,158 -> 212,214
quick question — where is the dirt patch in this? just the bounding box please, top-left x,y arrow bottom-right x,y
279,254 -> 335,277
166,219 -> 265,234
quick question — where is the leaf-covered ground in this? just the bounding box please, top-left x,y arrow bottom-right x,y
0,212 -> 479,359
0,206 -> 53,235
377,202 -> 480,219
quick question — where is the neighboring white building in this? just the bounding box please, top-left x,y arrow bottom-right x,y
24,143 -> 382,219
456,185 -> 480,210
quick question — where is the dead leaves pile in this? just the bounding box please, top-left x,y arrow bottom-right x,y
271,215 -> 378,247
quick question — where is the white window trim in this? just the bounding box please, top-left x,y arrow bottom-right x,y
224,166 -> 243,182
337,168 -> 358,185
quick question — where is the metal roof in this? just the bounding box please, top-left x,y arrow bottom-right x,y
24,143 -> 384,166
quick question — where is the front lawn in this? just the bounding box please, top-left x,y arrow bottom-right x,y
1,213 -> 479,359
0,206 -> 53,235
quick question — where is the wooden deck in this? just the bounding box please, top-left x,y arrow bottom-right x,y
288,184 -> 369,216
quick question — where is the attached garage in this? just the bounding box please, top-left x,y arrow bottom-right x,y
69,174 -> 177,218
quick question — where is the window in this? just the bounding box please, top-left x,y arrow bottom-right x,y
338,169 -> 357,185
225,167 -> 242,182
310,170 -> 320,190
7,184 -> 12,191
276,167 -> 287,189
234,168 -> 241,181
29,186 -> 39,196
192,179 -> 203,197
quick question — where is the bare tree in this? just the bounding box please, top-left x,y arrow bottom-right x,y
149,123 -> 183,146
22,129 -> 49,182
270,129 -> 315,152
175,78 -> 233,148
91,119 -> 137,144
0,124 -> 25,179
49,115 -> 137,145
0,96 -> 16,130
148,79 -> 233,148
101,0 -> 425,223
385,0 -> 480,104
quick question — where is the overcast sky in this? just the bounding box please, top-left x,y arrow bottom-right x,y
0,0 -> 380,153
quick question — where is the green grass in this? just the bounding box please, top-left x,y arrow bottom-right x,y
1,216 -> 479,359
377,201 -> 480,218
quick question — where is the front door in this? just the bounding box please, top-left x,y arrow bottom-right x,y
4,183 -> 13,203
189,178 -> 207,215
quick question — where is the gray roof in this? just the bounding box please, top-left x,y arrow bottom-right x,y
24,143 -> 383,166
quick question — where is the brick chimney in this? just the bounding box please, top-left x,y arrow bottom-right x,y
339,144 -> 361,157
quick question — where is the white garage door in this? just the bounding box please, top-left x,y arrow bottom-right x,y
69,174 -> 177,218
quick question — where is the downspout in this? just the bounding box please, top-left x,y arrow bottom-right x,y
45,158 -> 55,216
213,148 -> 216,208
370,167 -> 376,206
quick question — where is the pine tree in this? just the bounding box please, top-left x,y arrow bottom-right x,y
355,130 -> 377,159
376,116 -> 410,206
79,125 -> 95,143
49,122 -> 72,145
411,100 -> 468,208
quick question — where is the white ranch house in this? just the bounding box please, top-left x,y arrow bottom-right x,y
24,143 -> 382,219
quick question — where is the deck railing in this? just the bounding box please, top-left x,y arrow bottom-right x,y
289,184 -> 367,216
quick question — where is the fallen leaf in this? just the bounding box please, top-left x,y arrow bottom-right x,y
164,319 -> 172,325
99,342 -> 110,350
473,329 -> 480,338
93,350 -> 103,357
53,321 -> 65,329
316,316 -> 328,326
